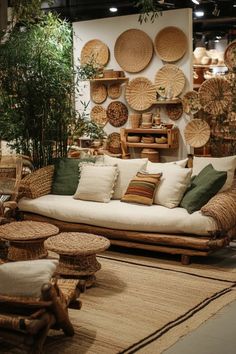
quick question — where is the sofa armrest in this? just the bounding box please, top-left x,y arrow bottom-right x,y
20,165 -> 55,199
201,181 -> 236,232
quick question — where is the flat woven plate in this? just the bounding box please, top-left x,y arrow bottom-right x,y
125,77 -> 156,111
90,105 -> 108,127
166,103 -> 183,121
80,39 -> 110,67
182,91 -> 201,115
224,41 -> 236,71
155,64 -> 185,98
107,101 -> 128,127
107,132 -> 122,154
154,26 -> 187,62
184,119 -> 210,148
199,77 -> 232,116
114,29 -> 153,73
108,83 -> 122,99
91,83 -> 107,104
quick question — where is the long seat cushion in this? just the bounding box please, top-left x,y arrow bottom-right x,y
18,195 -> 217,236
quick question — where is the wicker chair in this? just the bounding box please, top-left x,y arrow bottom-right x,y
0,278 -> 82,354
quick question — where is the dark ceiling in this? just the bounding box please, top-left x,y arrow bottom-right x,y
42,0 -> 236,38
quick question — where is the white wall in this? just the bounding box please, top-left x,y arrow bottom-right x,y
73,8 -> 193,161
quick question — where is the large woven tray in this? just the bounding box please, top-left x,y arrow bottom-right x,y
90,105 -> 108,126
155,64 -> 185,98
80,39 -> 110,67
199,77 -> 232,116
224,40 -> 236,71
184,119 -> 210,148
107,101 -> 128,127
154,26 -> 187,62
125,77 -> 156,111
91,83 -> 107,104
114,29 -> 153,73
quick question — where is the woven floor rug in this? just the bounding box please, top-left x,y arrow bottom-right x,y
2,248 -> 236,354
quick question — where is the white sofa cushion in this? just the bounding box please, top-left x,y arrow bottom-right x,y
192,156 -> 236,192
18,195 -> 217,236
146,163 -> 192,208
0,259 -> 58,298
103,155 -> 148,199
74,164 -> 118,203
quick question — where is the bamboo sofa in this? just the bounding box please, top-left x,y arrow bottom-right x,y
18,157 -> 236,265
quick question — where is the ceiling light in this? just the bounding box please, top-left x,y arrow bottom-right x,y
194,10 -> 204,17
192,0 -> 200,4
109,7 -> 118,13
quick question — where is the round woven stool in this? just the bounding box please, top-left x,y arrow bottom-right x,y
0,221 -> 59,261
45,232 -> 110,287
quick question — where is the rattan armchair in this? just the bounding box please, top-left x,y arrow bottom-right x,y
0,278 -> 82,354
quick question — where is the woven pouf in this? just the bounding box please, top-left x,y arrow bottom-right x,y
45,232 -> 110,288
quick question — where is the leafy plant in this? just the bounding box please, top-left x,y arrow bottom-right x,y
134,0 -> 162,24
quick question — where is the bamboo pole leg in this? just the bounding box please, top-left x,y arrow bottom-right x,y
181,254 -> 191,265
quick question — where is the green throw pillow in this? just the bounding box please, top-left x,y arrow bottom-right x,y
51,157 -> 95,195
180,164 -> 227,214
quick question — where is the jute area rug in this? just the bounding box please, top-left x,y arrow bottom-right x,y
2,246 -> 236,354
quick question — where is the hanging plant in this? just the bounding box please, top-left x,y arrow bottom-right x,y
134,0 -> 163,24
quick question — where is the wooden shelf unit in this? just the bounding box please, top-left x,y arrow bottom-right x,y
120,127 -> 179,158
90,77 -> 129,83
152,98 -> 182,105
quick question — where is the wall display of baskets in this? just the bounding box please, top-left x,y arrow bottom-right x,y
108,83 -> 122,99
155,64 -> 185,98
90,105 -> 108,127
198,77 -> 232,116
125,77 -> 156,111
182,91 -> 201,115
91,83 -> 107,104
80,39 -> 110,67
224,41 -> 236,71
154,26 -> 187,62
166,103 -> 183,121
107,132 -> 122,154
114,29 -> 153,73
107,101 -> 128,127
184,119 -> 210,148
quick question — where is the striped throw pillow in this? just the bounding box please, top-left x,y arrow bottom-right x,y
121,172 -> 162,206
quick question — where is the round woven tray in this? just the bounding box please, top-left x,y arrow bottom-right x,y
125,77 -> 156,111
108,83 -> 122,99
91,82 -> 107,104
90,105 -> 108,126
107,132 -> 122,154
182,90 -> 201,115
107,101 -> 128,127
114,29 -> 153,73
80,39 -> 110,67
155,64 -> 185,98
224,41 -> 236,71
199,77 -> 232,116
184,119 -> 210,148
154,26 -> 187,62
166,102 -> 183,121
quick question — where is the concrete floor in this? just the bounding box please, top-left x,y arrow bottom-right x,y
164,296 -> 236,354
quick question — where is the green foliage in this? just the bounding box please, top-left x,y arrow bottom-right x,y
10,0 -> 53,23
134,0 -> 162,24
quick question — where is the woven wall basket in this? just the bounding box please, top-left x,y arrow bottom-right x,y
166,103 -> 183,121
154,26 -> 187,62
224,40 -> 236,71
91,83 -> 107,104
125,77 -> 156,111
90,105 -> 108,127
114,29 -> 153,73
80,39 -> 110,67
184,119 -> 210,148
107,132 -> 121,154
155,64 -> 185,98
182,91 -> 201,115
199,77 -> 232,116
108,83 -> 122,99
107,101 -> 128,127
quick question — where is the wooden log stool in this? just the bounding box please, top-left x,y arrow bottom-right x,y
0,221 -> 59,261
45,232 -> 110,288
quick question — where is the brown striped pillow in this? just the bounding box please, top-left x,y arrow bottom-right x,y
121,172 -> 162,206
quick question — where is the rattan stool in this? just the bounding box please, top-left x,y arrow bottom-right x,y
45,232 -> 110,287
0,221 -> 59,261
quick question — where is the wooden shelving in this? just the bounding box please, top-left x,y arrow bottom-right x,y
90,77 -> 129,83
152,98 -> 181,105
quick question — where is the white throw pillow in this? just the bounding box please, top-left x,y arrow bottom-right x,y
103,155 -> 148,199
147,158 -> 188,170
0,259 -> 58,298
74,163 -> 118,203
147,164 -> 192,208
192,156 -> 236,192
